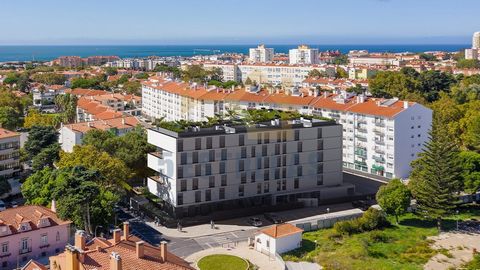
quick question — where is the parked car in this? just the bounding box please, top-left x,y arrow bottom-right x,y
352,200 -> 371,211
9,200 -> 18,208
248,217 -> 263,227
0,200 -> 6,211
264,212 -> 284,224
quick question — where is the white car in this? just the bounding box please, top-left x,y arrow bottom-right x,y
0,200 -> 6,211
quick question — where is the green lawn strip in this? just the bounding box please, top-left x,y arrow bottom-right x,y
198,254 -> 248,270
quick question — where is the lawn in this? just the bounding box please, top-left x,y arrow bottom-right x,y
282,205 -> 480,270
197,254 -> 248,270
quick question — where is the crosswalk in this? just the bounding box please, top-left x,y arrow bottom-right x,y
193,230 -> 254,250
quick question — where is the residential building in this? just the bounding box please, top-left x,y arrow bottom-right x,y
56,56 -> 83,68
349,55 -> 402,66
254,223 -> 303,255
348,67 -> 378,80
0,205 -> 71,269
49,223 -> 193,270
147,117 -> 351,218
473,31 -> 480,49
465,48 -> 479,60
141,77 -> 432,179
22,260 -> 48,270
59,116 -> 140,152
76,93 -> 141,122
289,45 -> 319,65
249,45 -> 274,63
32,85 -> 67,111
0,128 -> 20,182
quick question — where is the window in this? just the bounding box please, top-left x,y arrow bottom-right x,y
262,145 -> 268,156
195,165 -> 201,176
317,163 -> 323,174
241,147 -> 247,158
317,139 -> 324,150
219,188 -> 225,199
209,176 -> 215,188
264,157 -> 270,168
282,131 -> 287,142
317,128 -> 322,139
192,152 -> 198,163
297,142 -> 303,152
239,160 -> 245,171
276,156 -> 281,167
220,162 -> 226,174
205,164 -> 212,175
40,234 -> 48,245
251,146 -> 256,157
195,191 -> 201,202
257,183 -> 262,194
282,155 -> 287,166
282,143 -> 287,154
241,172 -> 247,184
177,140 -> 183,152
221,149 -> 227,160
274,144 -> 280,155
277,131 -> 281,142
297,166 -> 303,176
251,171 -> 256,182
192,178 -> 199,190
277,180 -> 281,191
294,130 -> 300,141
257,133 -> 262,144
275,168 -> 280,179
239,134 -> 245,146
317,152 -> 324,162
180,180 -> 187,191
194,138 -> 201,150
294,178 -> 299,189
221,175 -> 227,186
20,238 -> 28,251
177,167 -> 183,178
206,137 -> 213,149
1,242 -> 7,253
238,185 -> 244,197
264,170 -> 270,180
209,150 -> 215,162
264,182 -> 270,193
282,179 -> 286,190
220,136 -> 225,148
257,157 -> 262,169
317,175 -> 323,186
294,153 -> 299,165
205,190 -> 211,201
264,132 -> 270,143
56,232 -> 60,242
180,153 -> 187,165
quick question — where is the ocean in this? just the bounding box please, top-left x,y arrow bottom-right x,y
0,44 -> 469,62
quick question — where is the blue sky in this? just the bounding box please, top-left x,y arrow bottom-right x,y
1,0 -> 478,45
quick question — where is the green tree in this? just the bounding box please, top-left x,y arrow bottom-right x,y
347,84 -> 364,95
0,178 -> 11,198
418,70 -> 456,102
122,81 -> 141,95
182,65 -> 209,83
376,179 -> 411,223
409,118 -> 462,230
335,67 -> 348,79
458,151 -> 480,194
117,74 -> 130,85
419,53 -> 437,61
308,69 -> 326,78
21,167 -> 57,205
24,109 -> 61,128
31,143 -> 60,171
24,125 -> 58,159
153,64 -> 182,78
0,106 -> 21,129
135,73 -> 149,80
333,55 -> 348,65
369,71 -> 419,99
54,93 -> 78,123
31,72 -> 66,85
457,59 -> 480,69
104,67 -> 118,76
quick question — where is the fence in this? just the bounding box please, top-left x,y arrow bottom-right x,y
290,208 -> 364,232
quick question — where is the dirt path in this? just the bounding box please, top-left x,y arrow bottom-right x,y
424,232 -> 480,270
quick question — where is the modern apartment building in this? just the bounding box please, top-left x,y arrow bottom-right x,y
289,45 -> 319,65
249,45 -> 274,63
473,32 -> 480,49
0,128 -> 20,182
141,77 -> 432,179
147,117 -> 352,218
32,85 -> 67,111
465,32 -> 480,60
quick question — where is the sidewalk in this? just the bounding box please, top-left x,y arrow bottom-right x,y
184,242 -> 284,270
146,220 -> 257,238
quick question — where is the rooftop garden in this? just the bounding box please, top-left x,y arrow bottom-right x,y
154,109 -> 333,133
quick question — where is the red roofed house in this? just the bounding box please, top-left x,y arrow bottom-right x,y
255,223 -> 303,255
0,205 -> 71,269
49,222 -> 194,270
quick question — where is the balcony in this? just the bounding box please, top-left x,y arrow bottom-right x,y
354,148 -> 367,157
373,128 -> 385,136
374,139 -> 385,145
372,155 -> 385,163
357,127 -> 368,133
357,118 -> 368,124
355,134 -> 367,142
373,147 -> 385,154
149,151 -> 163,159
19,247 -> 32,255
374,121 -> 386,127
148,175 -> 167,185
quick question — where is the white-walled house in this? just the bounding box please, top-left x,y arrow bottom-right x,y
255,223 -> 303,255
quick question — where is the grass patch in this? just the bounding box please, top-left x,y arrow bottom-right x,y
460,254 -> 480,270
198,254 -> 248,270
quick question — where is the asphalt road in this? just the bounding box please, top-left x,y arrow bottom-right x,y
343,171 -> 384,196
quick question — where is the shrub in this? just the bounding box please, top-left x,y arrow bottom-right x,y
334,208 -> 389,235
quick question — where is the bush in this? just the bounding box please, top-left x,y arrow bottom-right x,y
334,208 -> 389,235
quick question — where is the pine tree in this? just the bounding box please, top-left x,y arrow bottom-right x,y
409,116 -> 461,230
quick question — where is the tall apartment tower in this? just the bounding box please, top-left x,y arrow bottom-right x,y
473,32 -> 480,49
147,118 -> 353,218
249,45 -> 274,63
289,45 -> 319,65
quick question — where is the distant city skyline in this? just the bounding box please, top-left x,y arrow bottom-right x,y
0,0 -> 478,45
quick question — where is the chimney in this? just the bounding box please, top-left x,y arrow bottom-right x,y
65,245 -> 80,270
122,222 -> 130,240
121,118 -> 126,125
112,229 -> 122,244
403,101 -> 409,109
160,241 -> 168,262
51,200 -> 57,213
74,230 -> 86,251
136,241 -> 145,258
110,252 -> 122,270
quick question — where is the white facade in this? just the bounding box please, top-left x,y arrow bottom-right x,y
465,48 -> 480,60
473,32 -> 480,49
349,57 -> 402,66
254,224 -> 303,255
289,45 -> 319,65
147,119 -> 351,217
249,45 -> 274,63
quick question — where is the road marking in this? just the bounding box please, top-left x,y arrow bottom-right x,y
205,243 -> 213,248
231,232 -> 238,238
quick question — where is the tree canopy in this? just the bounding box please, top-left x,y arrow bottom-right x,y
376,179 -> 411,223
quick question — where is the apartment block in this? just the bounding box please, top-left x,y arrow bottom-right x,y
249,45 -> 274,63
147,118 -> 352,218
0,128 -> 20,182
289,45 -> 319,65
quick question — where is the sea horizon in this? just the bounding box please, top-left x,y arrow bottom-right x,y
0,44 -> 469,62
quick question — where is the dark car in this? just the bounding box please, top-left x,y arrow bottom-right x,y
352,200 -> 371,211
247,217 -> 263,227
264,212 -> 284,224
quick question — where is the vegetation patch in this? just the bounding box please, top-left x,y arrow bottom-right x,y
198,254 -> 248,270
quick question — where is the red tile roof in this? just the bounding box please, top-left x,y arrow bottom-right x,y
0,128 -> 19,140
22,260 -> 48,270
259,223 -> 303,238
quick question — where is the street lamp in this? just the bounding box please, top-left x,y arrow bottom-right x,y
456,210 -> 459,231
95,225 -> 103,238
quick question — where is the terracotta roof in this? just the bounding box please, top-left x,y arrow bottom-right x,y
22,260 -> 48,270
64,116 -> 140,134
0,205 -> 70,237
0,128 -> 19,139
259,223 -> 303,239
